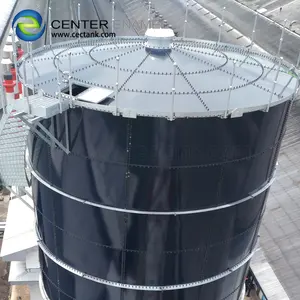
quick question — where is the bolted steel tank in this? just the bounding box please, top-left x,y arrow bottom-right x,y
19,29 -> 298,300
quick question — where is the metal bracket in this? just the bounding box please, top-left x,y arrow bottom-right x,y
19,186 -> 33,200
7,187 -> 34,211
27,116 -> 43,124
36,122 -> 70,154
18,116 -> 70,154
230,108 -> 244,118
122,109 -> 137,119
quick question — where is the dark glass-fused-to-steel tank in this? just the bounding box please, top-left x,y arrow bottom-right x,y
21,30 -> 298,300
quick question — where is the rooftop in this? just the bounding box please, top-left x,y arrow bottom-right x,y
18,34 -> 298,119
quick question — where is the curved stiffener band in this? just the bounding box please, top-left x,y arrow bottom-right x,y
29,160 -> 275,216
37,227 -> 257,292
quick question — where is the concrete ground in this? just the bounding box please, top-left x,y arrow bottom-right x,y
0,240 -> 9,300
11,286 -> 30,300
237,0 -> 298,10
0,193 -> 10,300
245,290 -> 260,300
265,0 -> 300,35
196,0 -> 300,63
236,0 -> 300,34
0,194 -> 9,223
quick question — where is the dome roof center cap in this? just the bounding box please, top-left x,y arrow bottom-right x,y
145,28 -> 175,52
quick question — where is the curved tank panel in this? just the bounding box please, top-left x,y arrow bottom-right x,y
34,181 -> 266,284
29,100 -> 291,300
40,250 -> 248,300
31,101 -> 288,212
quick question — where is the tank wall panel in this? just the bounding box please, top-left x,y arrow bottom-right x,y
35,181 -> 265,285
31,101 -> 291,300
40,250 -> 248,300
30,102 -> 289,211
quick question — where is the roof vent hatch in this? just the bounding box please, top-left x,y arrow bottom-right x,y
145,28 -> 175,54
